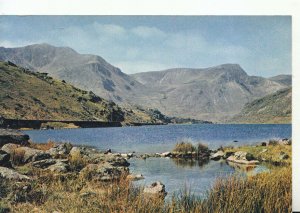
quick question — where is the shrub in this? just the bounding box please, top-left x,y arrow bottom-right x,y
173,142 -> 196,153
197,143 -> 209,154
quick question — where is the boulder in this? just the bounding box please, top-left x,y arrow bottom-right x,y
46,143 -> 73,156
0,129 -> 30,146
47,160 -> 70,173
279,152 -> 289,160
226,151 -> 259,165
16,147 -> 45,163
278,138 -> 292,145
31,159 -> 57,169
105,155 -> 130,167
1,143 -> 20,154
79,162 -> 129,181
210,151 -> 224,160
126,173 -> 144,181
0,150 -> 11,167
0,166 -> 30,180
143,181 -> 167,197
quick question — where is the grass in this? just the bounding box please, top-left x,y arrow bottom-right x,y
29,141 -> 56,151
172,140 -> 209,154
1,165 -> 291,213
223,143 -> 292,165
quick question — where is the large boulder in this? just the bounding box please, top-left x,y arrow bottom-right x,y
79,162 -> 129,181
143,181 -> 167,197
1,143 -> 20,154
226,151 -> 259,165
31,159 -> 57,169
0,129 -> 30,146
0,166 -> 30,180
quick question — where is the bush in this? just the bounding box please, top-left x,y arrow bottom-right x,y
173,142 -> 196,153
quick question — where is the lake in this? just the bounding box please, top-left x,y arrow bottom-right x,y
23,124 -> 291,197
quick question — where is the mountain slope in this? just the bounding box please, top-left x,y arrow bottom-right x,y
0,61 -> 165,124
0,44 -> 145,103
268,75 -> 292,86
229,87 -> 292,124
131,64 -> 287,122
0,44 -> 290,122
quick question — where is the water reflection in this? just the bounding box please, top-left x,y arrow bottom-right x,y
171,158 -> 209,169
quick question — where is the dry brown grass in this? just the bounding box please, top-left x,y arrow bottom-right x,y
29,141 -> 56,151
2,165 -> 291,213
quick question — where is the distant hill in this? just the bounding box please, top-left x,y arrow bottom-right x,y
0,44 -> 146,104
131,64 -> 287,122
229,87 -> 291,124
268,75 -> 292,86
0,44 -> 290,122
0,61 -> 165,124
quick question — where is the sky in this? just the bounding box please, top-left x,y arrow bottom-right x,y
0,16 -> 291,77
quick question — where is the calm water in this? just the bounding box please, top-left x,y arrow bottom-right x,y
23,124 -> 291,196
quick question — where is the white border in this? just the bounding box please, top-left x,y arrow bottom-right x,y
0,0 -> 299,210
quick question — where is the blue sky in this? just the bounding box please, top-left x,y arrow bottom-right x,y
0,16 -> 291,77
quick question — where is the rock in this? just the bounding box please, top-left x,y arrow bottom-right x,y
224,151 -> 234,158
126,173 -> 144,181
0,150 -> 11,167
31,159 -> 57,169
46,143 -> 73,156
1,143 -> 20,154
210,151 -> 224,160
143,181 -> 167,197
0,129 -> 30,147
47,160 -> 70,173
278,138 -> 292,145
104,149 -> 112,154
31,152 -> 52,162
0,166 -> 30,180
261,142 -> 267,146
16,147 -> 45,163
226,151 -> 259,165
279,152 -> 289,160
79,162 -> 129,181
161,152 -> 171,157
105,155 -> 130,167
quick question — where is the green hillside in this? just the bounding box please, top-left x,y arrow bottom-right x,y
230,87 -> 291,124
0,61 -> 163,124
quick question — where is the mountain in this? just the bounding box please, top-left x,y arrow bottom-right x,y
0,61 -> 165,124
131,64 -> 288,122
268,75 -> 292,86
0,44 -> 290,122
229,87 -> 291,124
0,43 -> 145,104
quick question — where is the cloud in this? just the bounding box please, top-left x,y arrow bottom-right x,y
131,26 -> 166,38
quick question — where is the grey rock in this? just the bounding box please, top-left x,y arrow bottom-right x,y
1,143 -> 20,155
0,129 -> 30,146
31,159 -> 57,169
0,166 -> 30,180
160,152 -> 171,157
46,143 -> 73,156
210,151 -> 225,160
279,152 -> 289,160
47,160 -> 70,173
79,162 -> 129,181
126,173 -> 144,181
143,181 -> 167,197
226,151 -> 259,165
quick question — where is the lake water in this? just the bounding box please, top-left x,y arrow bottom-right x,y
23,124 -> 291,197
